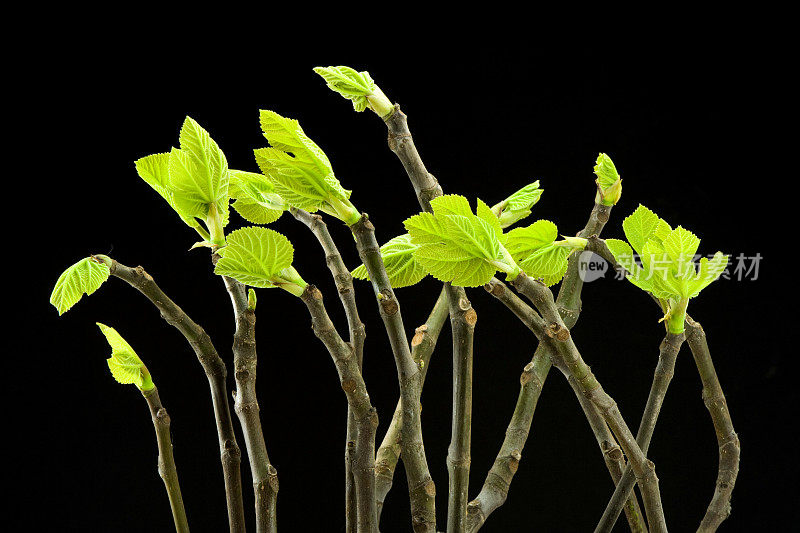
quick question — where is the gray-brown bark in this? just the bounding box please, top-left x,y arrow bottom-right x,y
511,272 -> 667,532
446,286 -> 477,533
300,285 -> 378,533
595,332 -> 685,533
220,275 -> 278,533
350,215 -> 435,532
142,386 -> 190,533
291,208 -> 366,531
375,288 -> 449,519
103,258 -> 246,533
685,317 -> 740,532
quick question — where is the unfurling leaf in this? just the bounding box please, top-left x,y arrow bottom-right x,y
135,117 -> 231,243
214,227 -> 295,289
255,110 -> 360,224
229,170 -> 284,224
50,257 -> 110,315
492,181 -> 543,228
404,195 -> 519,287
352,234 -> 428,288
503,220 -> 578,286
97,323 -> 153,390
594,153 -> 622,205
313,65 -> 394,117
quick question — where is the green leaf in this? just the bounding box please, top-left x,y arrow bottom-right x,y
476,198 -> 505,243
662,226 -> 700,274
605,238 -> 653,292
97,323 -> 153,390
622,205 -> 665,256
430,194 -> 474,217
688,252 -> 728,298
313,66 -> 376,112
135,153 -> 200,228
255,110 -> 352,215
494,181 -> 543,228
352,234 -> 428,288
229,169 -> 284,224
594,153 -> 620,189
504,220 -> 558,259
167,117 -> 230,221
214,227 -> 294,288
518,244 -> 571,286
50,257 -> 110,315
405,196 -> 515,287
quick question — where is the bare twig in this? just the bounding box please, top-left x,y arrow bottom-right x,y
300,284 -> 378,533
142,386 -> 190,533
219,274 -> 278,533
102,258 -> 246,533
291,207 -> 366,531
375,288 -> 449,518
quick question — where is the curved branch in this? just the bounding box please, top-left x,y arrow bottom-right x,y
291,207 -> 366,531
686,317 -> 740,532
104,258 -> 245,533
300,285 -> 378,533
511,272 -> 667,532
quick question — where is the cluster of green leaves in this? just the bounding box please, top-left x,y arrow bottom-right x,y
50,257 -> 110,315
136,117 -> 288,246
254,110 -> 361,225
605,205 -> 728,332
352,181 -> 583,288
97,323 -> 154,391
313,66 -> 394,117
135,117 -> 231,244
594,153 -> 622,205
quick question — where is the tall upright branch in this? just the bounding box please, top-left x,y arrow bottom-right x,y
219,272 -> 279,533
384,104 -> 479,532
291,208 -> 366,532
375,288 -> 449,518
103,258 -> 246,533
511,272 -> 667,532
446,285 -> 477,533
350,215 -> 436,532
595,332 -> 685,533
142,386 -> 190,533
299,284 -> 378,533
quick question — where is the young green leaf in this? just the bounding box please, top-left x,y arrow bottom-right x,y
404,195 -> 519,287
50,257 -> 110,315
229,170 -> 284,225
255,110 -> 360,224
214,227 -> 295,289
352,234 -> 428,288
594,153 -> 622,205
504,220 -> 558,258
167,117 -> 230,224
622,205 -> 665,256
135,153 -> 201,228
605,238 -> 654,293
518,245 -> 571,286
97,323 -> 154,391
492,181 -> 543,228
313,65 -> 394,117
687,252 -> 728,298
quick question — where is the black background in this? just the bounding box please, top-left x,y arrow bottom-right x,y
12,24 -> 792,532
